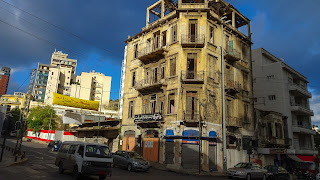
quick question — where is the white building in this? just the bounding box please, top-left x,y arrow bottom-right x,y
252,48 -> 317,158
70,71 -> 112,110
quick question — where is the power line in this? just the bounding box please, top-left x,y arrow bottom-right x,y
0,16 -> 96,72
0,0 -> 123,59
14,72 -> 31,92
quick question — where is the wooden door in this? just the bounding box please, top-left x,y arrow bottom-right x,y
143,138 -> 159,162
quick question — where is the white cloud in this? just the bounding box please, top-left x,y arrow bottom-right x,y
310,93 -> 320,125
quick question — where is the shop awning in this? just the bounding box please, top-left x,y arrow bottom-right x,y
296,155 -> 316,162
288,155 -> 315,163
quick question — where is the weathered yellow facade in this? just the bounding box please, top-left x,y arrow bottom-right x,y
0,93 -> 26,111
121,0 -> 254,172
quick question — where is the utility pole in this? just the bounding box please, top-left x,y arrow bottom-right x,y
197,99 -> 206,175
221,17 -> 231,172
16,69 -> 36,155
198,100 -> 201,174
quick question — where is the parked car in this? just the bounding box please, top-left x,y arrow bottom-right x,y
112,150 -> 150,172
55,141 -> 113,180
47,140 -> 62,152
264,165 -> 290,180
227,162 -> 267,180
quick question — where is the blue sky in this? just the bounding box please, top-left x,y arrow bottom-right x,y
0,0 -> 319,124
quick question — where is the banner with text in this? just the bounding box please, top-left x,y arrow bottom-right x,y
52,93 -> 99,111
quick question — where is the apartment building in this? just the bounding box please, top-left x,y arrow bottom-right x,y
121,0 -> 254,172
70,71 -> 112,110
0,92 -> 26,110
0,67 -> 10,97
252,48 -> 317,166
34,63 -> 52,101
33,50 -> 77,103
44,66 -> 74,104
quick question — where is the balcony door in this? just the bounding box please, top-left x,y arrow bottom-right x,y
153,31 -> 161,50
186,92 -> 197,120
187,53 -> 197,79
189,20 -> 198,42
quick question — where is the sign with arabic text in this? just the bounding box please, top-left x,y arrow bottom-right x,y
52,93 -> 99,111
134,113 -> 163,123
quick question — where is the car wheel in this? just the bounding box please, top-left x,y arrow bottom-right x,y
73,166 -> 80,180
246,174 -> 251,180
262,174 -> 266,180
58,162 -> 64,174
127,164 -> 133,172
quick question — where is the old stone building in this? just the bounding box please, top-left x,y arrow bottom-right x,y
121,0 -> 254,172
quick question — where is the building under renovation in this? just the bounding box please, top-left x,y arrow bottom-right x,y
121,0 -> 254,172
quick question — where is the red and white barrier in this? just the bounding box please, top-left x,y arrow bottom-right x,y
27,129 -> 76,143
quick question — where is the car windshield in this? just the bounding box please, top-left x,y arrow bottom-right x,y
85,145 -> 111,158
127,152 -> 143,159
234,163 -> 251,169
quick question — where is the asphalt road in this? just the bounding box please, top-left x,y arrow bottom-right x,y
0,138 -> 228,180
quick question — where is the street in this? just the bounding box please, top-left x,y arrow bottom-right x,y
0,139 -> 228,180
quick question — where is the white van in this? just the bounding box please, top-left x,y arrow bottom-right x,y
55,141 -> 113,180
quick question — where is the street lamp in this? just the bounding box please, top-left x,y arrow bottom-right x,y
221,17 -> 231,172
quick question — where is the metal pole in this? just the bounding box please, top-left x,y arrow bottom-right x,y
97,82 -> 103,143
198,100 -> 201,174
221,23 -> 227,172
14,110 -> 22,157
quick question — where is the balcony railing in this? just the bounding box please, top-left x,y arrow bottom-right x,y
289,84 -> 312,98
226,116 -> 242,127
184,112 -> 200,122
137,36 -> 167,63
135,78 -> 165,93
225,80 -> 241,95
290,102 -> 314,116
224,48 -> 241,62
181,34 -> 205,48
262,137 -> 277,145
181,71 -> 204,84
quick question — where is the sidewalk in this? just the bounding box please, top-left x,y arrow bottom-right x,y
0,139 -> 28,168
150,162 -> 226,177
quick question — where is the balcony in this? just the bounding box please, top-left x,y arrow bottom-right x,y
180,2 -> 207,9
225,80 -> 241,96
224,48 -> 241,62
290,103 -> 314,116
226,116 -> 242,127
289,84 -> 312,98
184,112 -> 200,122
137,37 -> 167,63
238,59 -> 249,71
95,90 -> 102,94
181,34 -> 205,48
292,125 -> 316,135
181,71 -> 204,84
135,78 -> 166,94
262,137 -> 277,145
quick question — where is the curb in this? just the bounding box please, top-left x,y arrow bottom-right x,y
151,163 -> 226,177
8,157 -> 28,167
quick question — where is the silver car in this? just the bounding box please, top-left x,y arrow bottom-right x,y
227,162 -> 267,180
112,151 -> 150,172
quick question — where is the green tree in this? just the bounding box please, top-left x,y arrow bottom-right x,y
27,105 -> 57,135
8,108 -> 21,131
